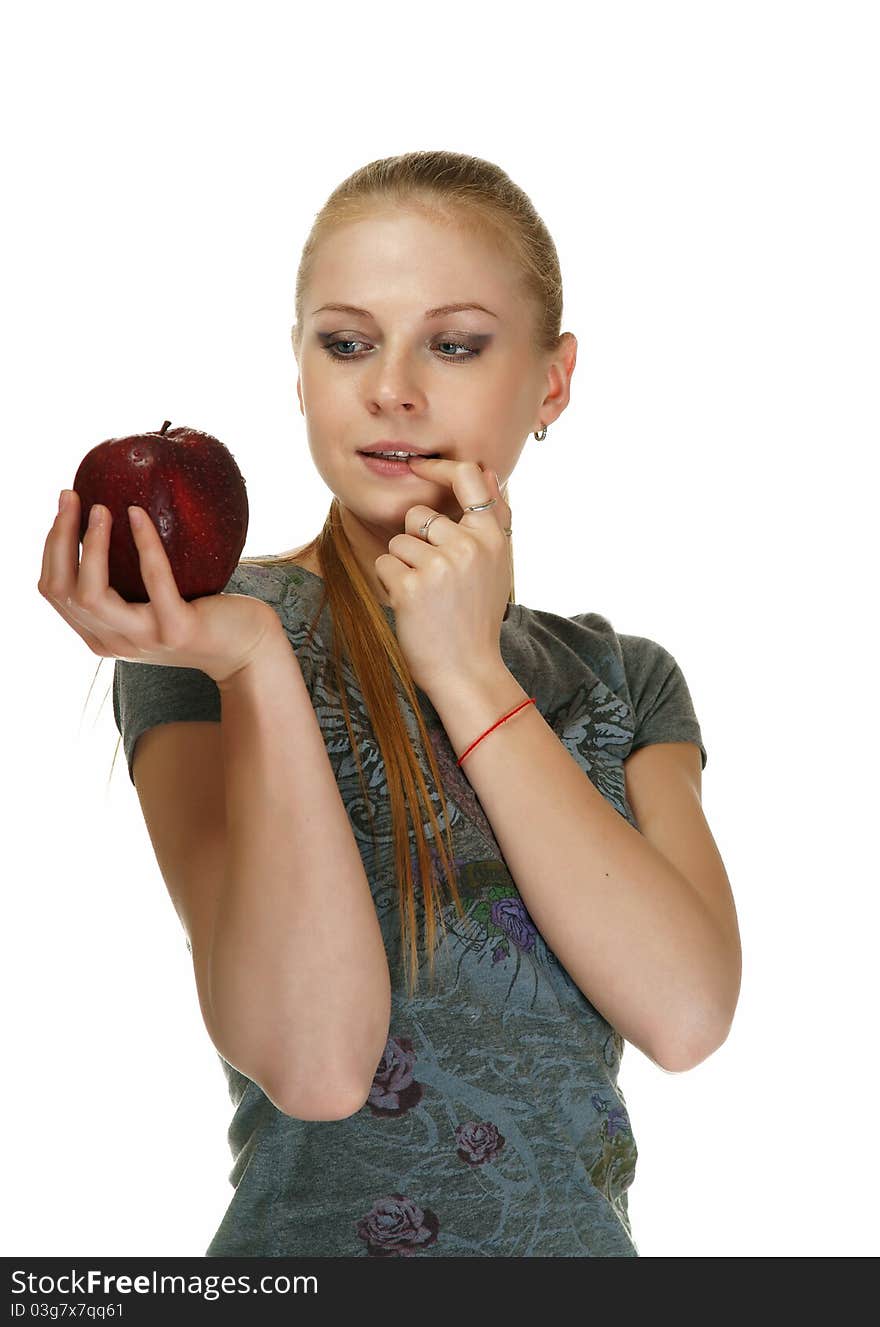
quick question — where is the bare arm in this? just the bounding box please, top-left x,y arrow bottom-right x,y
210,622 -> 391,1118
38,490 -> 390,1118
426,662 -> 739,1073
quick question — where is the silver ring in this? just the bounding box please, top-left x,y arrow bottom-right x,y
418,513 -> 442,539
418,497 -> 511,539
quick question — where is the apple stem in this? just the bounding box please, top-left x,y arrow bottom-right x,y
160,420 -> 172,435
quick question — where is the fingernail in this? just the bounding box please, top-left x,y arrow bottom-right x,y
88,504 -> 103,528
58,490 -> 68,513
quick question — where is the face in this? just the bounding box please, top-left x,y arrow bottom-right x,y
292,209 -> 576,600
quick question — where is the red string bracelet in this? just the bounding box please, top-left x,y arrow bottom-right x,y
456,696 -> 537,766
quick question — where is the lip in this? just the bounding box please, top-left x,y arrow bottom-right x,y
358,442 -> 440,456
359,452 -> 432,478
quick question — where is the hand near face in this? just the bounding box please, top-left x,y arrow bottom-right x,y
373,459 -> 512,696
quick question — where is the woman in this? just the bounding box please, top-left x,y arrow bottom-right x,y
38,150 -> 741,1258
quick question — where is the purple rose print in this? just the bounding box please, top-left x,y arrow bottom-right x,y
605,1106 -> 629,1140
588,1092 -> 638,1199
367,1035 -> 424,1117
492,940 -> 510,964
455,1121 -> 506,1167
490,897 -> 538,952
603,1029 -> 624,1068
355,1193 -> 440,1257
590,1091 -> 631,1140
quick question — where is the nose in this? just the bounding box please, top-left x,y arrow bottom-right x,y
364,349 -> 428,414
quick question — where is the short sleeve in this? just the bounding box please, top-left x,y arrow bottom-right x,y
618,634 -> 708,770
113,660 -> 221,786
109,561 -> 285,787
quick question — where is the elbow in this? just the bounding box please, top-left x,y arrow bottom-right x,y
653,960 -> 741,1072
269,1030 -> 390,1119
213,1033 -> 377,1119
286,1090 -> 370,1122
655,1038 -> 721,1074
222,1020 -> 390,1121
266,1074 -> 371,1120
653,1007 -> 735,1074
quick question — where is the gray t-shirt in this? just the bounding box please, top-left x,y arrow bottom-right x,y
113,560 -> 706,1258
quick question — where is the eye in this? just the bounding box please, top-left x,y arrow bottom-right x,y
436,341 -> 480,361
320,339 -> 483,364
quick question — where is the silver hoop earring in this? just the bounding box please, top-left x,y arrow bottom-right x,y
533,425 -> 548,441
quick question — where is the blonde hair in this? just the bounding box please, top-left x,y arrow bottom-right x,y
110,149 -> 566,998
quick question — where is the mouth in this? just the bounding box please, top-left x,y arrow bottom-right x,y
358,450 -> 440,476
358,448 -> 441,460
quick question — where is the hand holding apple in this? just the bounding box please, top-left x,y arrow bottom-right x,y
37,422 -> 283,686
72,420 -> 249,602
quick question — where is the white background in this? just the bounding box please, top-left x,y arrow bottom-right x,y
4,0 -> 877,1259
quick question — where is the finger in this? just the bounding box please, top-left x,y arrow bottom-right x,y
405,455 -> 482,490
407,457 -> 494,525
485,468 -> 510,530
373,550 -> 399,600
76,501 -> 114,608
68,502 -> 168,648
68,501 -> 147,646
387,531 -> 440,568
39,489 -> 82,601
126,505 -> 188,632
38,492 -> 118,654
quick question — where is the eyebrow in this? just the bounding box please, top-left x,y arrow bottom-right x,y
311,301 -> 498,320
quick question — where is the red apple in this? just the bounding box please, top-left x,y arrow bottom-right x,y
72,420 -> 249,602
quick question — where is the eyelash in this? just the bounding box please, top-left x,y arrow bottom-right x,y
320,339 -> 481,365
